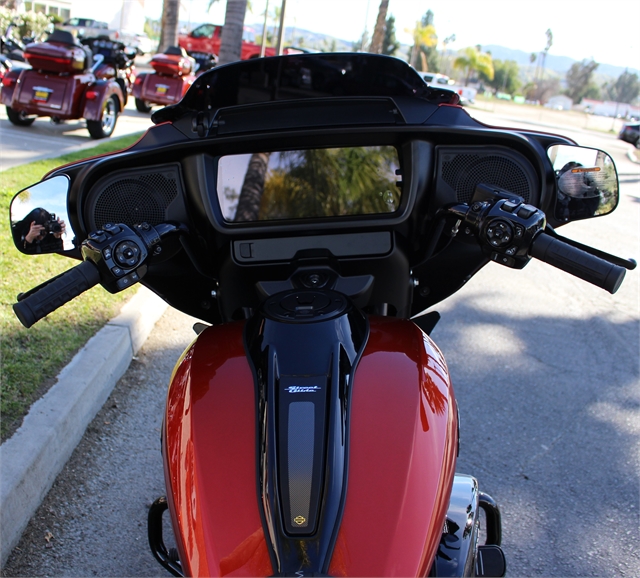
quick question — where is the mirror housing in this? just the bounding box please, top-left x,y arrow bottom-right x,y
10,175 -> 75,255
548,145 -> 619,223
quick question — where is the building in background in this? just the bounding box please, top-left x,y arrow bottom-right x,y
14,0 -> 145,35
18,0 -> 72,20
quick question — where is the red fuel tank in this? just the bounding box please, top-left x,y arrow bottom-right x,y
163,317 -> 457,576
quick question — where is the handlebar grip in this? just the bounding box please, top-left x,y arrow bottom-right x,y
530,233 -> 626,294
13,261 -> 101,328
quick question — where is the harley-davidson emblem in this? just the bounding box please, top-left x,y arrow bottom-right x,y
293,516 -> 306,525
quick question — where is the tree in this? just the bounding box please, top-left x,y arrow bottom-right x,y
255,147 -> 399,220
381,15 -> 400,56
480,59 -> 521,95
218,0 -> 249,65
158,0 -> 180,53
565,59 -> 600,103
603,70 -> 640,104
368,0 -> 389,54
234,153 -> 271,222
453,46 -> 494,85
409,17 -> 437,71
523,77 -> 561,104
411,10 -> 439,72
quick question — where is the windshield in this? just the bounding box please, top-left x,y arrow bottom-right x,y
152,53 -> 459,125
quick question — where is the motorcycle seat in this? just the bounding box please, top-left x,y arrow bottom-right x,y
46,29 -> 78,46
164,45 -> 189,57
45,28 -> 93,71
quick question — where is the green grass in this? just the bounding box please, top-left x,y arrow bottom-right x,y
0,133 -> 145,442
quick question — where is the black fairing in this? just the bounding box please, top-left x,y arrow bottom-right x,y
243,289 -> 368,576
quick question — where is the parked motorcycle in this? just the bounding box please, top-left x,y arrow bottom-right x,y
8,53 -> 635,577
132,44 -> 214,113
81,35 -> 137,106
1,28 -> 124,139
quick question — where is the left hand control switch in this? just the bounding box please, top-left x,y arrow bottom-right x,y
81,223 -> 149,293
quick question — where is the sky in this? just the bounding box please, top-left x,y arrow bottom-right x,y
97,0 -> 640,71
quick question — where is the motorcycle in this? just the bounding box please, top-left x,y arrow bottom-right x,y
1,28 -> 124,139
81,35 -> 137,106
8,53 -> 635,577
131,45 -> 215,113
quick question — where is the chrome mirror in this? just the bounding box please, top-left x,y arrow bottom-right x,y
10,175 -> 75,254
548,145 -> 619,222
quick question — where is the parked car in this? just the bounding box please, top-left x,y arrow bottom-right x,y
61,18 -> 117,41
419,72 -> 477,105
178,23 -> 299,61
118,32 -> 156,56
618,121 -> 640,147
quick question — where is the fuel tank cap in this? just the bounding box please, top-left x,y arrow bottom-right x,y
263,289 -> 349,322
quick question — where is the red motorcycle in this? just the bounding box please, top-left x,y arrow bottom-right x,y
8,53 -> 635,576
1,28 -> 124,139
132,45 -> 214,113
81,36 -> 137,105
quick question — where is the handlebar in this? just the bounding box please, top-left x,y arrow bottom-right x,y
13,222 -> 188,328
449,186 -> 630,295
13,260 -> 100,328
530,232 -> 626,294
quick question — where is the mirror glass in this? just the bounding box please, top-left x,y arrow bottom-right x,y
548,145 -> 619,222
10,175 -> 74,254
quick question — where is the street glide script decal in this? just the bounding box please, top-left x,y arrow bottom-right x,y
285,386 -> 321,394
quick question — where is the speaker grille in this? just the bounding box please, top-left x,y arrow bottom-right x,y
86,167 -> 181,230
435,147 -> 538,206
442,154 -> 532,203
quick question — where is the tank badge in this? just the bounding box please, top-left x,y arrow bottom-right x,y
285,386 -> 321,393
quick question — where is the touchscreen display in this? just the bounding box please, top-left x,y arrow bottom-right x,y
217,146 -> 401,222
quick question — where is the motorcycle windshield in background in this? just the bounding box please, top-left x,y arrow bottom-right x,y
217,146 -> 401,222
152,53 -> 459,125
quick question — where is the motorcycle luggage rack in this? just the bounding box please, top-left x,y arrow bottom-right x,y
148,496 -> 184,577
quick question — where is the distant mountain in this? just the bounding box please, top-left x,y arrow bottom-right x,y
481,45 -> 639,79
182,21 -> 638,80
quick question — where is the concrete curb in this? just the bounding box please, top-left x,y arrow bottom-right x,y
0,287 -> 168,568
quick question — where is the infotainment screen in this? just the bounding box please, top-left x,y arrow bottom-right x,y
216,146 -> 401,222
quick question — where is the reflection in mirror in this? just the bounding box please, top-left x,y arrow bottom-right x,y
548,145 -> 619,222
10,175 -> 74,254
217,146 -> 401,222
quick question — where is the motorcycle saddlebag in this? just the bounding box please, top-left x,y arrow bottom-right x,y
141,73 -> 188,105
150,53 -> 193,76
24,42 -> 87,74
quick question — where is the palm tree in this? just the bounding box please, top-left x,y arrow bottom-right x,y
409,22 -> 437,69
218,0 -> 249,66
158,0 -> 180,53
368,0 -> 389,54
234,153 -> 271,222
453,46 -> 494,86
